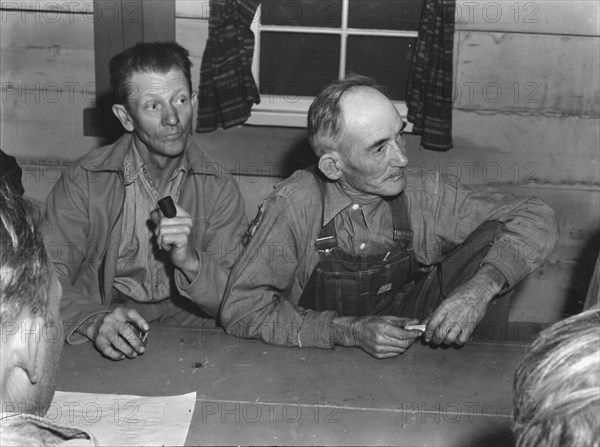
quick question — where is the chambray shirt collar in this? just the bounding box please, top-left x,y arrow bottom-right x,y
322,180 -> 353,225
122,140 -> 189,186
322,179 -> 391,226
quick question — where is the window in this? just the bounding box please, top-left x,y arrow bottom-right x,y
247,0 -> 422,127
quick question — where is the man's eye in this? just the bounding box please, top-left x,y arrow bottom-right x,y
147,103 -> 159,110
178,97 -> 188,104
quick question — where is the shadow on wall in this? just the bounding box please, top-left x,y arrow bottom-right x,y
567,229 -> 600,314
280,136 -> 317,176
459,423 -> 516,447
82,88 -> 125,144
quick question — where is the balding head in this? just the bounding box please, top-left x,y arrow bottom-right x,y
308,75 -> 390,157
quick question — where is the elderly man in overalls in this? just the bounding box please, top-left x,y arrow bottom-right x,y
220,75 -> 558,358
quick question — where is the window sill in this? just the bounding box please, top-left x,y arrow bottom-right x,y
246,97 -> 411,128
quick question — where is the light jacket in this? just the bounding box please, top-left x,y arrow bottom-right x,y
45,133 -> 247,344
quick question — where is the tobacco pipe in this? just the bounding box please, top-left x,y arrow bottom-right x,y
157,196 -> 177,218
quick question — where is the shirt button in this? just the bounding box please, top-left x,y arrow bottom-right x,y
360,243 -> 366,250
351,204 -> 359,210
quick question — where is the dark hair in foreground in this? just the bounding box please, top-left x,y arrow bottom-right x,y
109,41 -> 193,105
307,74 -> 389,156
0,185 -> 51,324
513,306 -> 600,447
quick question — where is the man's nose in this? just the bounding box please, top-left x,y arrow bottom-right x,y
391,140 -> 409,167
162,104 -> 180,126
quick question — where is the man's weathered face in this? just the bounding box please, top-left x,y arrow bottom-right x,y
123,68 -> 196,159
0,270 -> 64,415
336,87 -> 409,198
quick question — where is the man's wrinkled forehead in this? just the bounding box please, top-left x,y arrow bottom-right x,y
122,69 -> 190,102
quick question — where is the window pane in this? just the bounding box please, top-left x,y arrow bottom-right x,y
259,32 -> 340,97
348,0 -> 423,31
346,36 -> 416,100
261,0 -> 342,28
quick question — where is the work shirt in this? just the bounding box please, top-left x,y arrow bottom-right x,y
221,167 -> 559,349
114,142 -> 188,303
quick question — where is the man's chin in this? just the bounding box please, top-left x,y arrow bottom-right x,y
381,180 -> 406,197
161,141 -> 187,157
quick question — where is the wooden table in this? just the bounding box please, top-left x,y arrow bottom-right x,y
57,325 -> 529,446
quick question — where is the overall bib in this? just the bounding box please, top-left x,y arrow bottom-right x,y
298,178 -> 420,317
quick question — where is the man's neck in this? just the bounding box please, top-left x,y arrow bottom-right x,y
132,138 -> 183,192
337,179 -> 383,206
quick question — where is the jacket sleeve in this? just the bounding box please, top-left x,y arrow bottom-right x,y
44,167 -> 111,344
220,194 -> 336,348
174,175 -> 248,317
408,173 -> 559,290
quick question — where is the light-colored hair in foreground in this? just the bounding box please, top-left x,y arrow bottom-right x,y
0,184 -> 51,324
513,306 -> 600,447
307,74 -> 389,157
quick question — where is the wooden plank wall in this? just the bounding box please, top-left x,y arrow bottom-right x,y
450,0 -> 600,321
1,0 -> 598,324
1,1 -> 105,159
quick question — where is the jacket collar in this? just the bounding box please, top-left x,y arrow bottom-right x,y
81,133 -> 222,177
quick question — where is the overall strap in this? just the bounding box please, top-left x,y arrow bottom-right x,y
314,175 -> 413,252
314,174 -> 338,253
388,194 -> 414,244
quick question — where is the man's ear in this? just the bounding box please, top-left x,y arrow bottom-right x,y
191,90 -> 198,107
112,104 -> 134,132
318,152 -> 343,181
12,315 -> 45,385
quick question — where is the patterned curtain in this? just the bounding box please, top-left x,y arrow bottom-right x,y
406,0 -> 456,151
196,0 -> 261,132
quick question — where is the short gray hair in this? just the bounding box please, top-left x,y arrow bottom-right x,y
307,74 -> 389,156
513,306 -> 600,447
0,185 -> 51,324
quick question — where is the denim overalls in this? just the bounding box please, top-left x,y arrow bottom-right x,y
298,177 -> 420,316
298,175 -> 510,340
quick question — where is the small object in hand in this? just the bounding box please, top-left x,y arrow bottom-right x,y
126,323 -> 148,345
404,324 -> 427,332
158,196 -> 177,218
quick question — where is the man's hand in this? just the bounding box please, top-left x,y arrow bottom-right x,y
332,315 -> 423,359
424,264 -> 507,345
150,202 -> 199,283
85,308 -> 149,360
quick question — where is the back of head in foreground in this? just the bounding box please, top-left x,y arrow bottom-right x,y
1,186 -> 63,416
513,306 -> 600,447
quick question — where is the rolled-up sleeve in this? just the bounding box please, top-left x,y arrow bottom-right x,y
220,194 -> 336,348
408,174 -> 559,289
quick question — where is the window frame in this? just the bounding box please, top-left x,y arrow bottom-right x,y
246,0 -> 418,128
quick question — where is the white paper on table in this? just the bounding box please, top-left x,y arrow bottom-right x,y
47,391 -> 196,446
